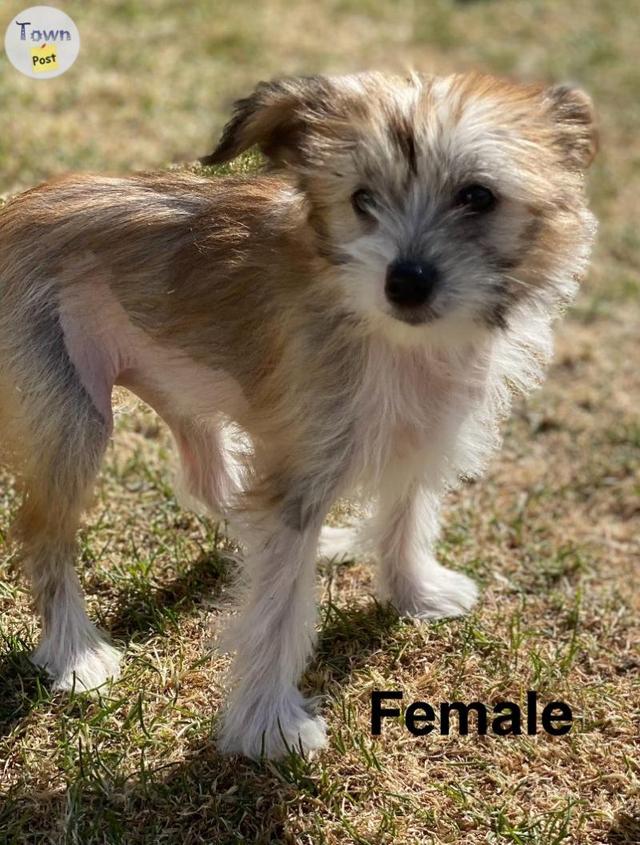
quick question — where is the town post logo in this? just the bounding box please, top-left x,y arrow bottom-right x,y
5,6 -> 80,79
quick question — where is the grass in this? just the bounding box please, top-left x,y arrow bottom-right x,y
0,0 -> 639,842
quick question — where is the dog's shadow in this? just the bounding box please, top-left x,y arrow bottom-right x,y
1,556 -> 403,842
606,811 -> 640,844
1,728 -> 335,843
315,591 -> 402,684
0,645 -> 48,741
0,546 -> 233,741
106,546 -> 233,642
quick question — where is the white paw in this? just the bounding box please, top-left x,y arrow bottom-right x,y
32,634 -> 122,693
318,524 -> 361,560
218,688 -> 327,760
388,564 -> 479,621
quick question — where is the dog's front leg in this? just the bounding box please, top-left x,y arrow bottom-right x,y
217,495 -> 331,759
373,460 -> 479,621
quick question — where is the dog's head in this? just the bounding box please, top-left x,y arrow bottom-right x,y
205,72 -> 597,344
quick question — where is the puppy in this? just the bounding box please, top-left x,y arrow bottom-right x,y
0,71 -> 597,759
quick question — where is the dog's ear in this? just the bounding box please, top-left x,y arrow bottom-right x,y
545,84 -> 598,170
201,76 -> 336,168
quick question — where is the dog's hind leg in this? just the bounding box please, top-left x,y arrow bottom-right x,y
171,418 -> 245,523
8,300 -> 120,692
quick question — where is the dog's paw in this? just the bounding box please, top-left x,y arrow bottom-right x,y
388,564 -> 479,621
32,634 -> 122,693
218,689 -> 327,760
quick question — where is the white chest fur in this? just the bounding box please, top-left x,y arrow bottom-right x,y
351,336 -> 491,491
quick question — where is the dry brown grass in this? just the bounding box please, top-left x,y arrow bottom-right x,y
1,1 -> 638,843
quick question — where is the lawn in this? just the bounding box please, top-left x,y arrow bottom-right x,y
0,1 -> 638,843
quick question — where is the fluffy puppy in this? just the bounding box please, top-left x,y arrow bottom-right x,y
0,71 -> 597,758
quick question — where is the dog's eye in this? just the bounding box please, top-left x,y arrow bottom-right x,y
455,184 -> 497,214
352,189 -> 375,217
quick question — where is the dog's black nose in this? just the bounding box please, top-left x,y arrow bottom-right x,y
385,260 -> 440,308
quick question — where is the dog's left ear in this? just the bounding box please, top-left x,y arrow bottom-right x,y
201,76 -> 335,168
545,84 -> 598,170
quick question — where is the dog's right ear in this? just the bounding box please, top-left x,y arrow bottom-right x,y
200,76 -> 335,168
